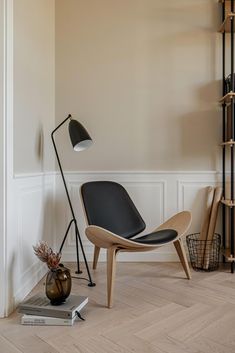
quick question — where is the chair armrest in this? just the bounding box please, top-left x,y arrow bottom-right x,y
154,211 -> 192,239
85,226 -> 159,249
85,211 -> 191,250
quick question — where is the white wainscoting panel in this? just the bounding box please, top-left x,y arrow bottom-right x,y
55,171 -> 221,263
6,173 -> 55,314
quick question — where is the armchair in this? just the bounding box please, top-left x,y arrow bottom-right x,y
81,181 -> 192,308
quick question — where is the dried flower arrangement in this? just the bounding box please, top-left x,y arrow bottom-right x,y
33,241 -> 61,270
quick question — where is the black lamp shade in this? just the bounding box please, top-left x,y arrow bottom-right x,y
69,119 -> 93,152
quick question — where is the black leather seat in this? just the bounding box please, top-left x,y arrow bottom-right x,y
134,229 -> 178,244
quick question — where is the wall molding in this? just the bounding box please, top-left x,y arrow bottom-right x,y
14,171 -> 56,179
55,170 -> 221,175
0,0 -> 13,318
0,0 -> 6,318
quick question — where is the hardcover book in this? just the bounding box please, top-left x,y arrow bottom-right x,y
19,294 -> 88,319
21,314 -> 77,326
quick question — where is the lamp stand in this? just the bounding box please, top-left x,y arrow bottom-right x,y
51,115 -> 95,287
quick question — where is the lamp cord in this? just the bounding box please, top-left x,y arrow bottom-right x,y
71,276 -> 91,283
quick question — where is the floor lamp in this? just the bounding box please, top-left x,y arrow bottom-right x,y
51,114 -> 95,287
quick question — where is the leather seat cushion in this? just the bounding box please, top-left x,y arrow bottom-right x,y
133,229 -> 178,245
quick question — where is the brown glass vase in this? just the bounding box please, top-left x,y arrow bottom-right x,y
46,264 -> 72,305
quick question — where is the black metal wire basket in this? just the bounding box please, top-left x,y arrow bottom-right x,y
186,233 -> 221,272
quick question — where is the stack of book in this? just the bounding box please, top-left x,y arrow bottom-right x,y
19,293 -> 88,326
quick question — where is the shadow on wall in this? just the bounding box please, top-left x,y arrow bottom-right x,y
189,186 -> 222,234
180,108 -> 221,170
189,187 -> 207,232
35,123 -> 44,170
197,80 -> 221,103
53,178 -> 73,256
41,194 -> 54,247
7,253 -> 16,313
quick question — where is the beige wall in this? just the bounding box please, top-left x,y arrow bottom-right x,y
14,0 -> 55,174
55,0 -> 221,171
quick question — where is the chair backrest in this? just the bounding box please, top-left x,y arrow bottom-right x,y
81,181 -> 146,239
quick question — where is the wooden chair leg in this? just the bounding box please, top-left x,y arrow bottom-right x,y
93,246 -> 100,270
174,238 -> 191,280
107,247 -> 118,308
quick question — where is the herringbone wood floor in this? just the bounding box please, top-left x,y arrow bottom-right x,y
0,262 -> 235,353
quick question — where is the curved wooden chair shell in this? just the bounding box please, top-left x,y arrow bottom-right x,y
81,181 -> 192,308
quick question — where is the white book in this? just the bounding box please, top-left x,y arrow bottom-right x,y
21,314 -> 77,326
19,294 -> 88,319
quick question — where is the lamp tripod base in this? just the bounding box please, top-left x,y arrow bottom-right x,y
59,219 -> 95,287
88,282 -> 96,287
75,270 -> 83,274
